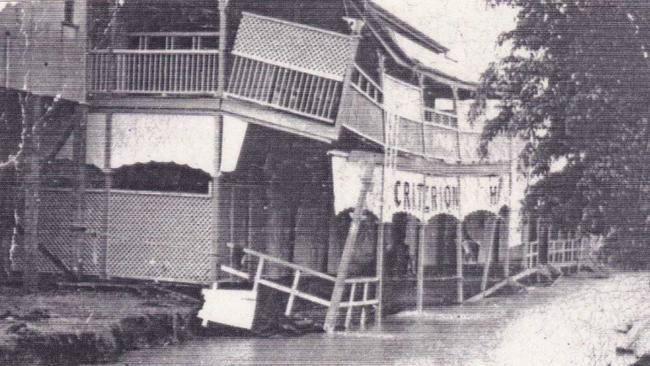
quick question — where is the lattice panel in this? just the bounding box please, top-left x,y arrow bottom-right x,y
233,13 -> 355,80
83,191 -> 106,275
106,192 -> 213,283
37,190 -> 76,272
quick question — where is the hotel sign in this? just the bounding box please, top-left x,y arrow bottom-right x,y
331,154 -> 509,222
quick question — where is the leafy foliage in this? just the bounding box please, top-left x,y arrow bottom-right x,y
476,1 -> 650,240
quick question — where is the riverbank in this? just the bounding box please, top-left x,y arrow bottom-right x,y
0,284 -> 199,365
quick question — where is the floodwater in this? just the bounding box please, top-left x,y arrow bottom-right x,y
108,272 -> 650,366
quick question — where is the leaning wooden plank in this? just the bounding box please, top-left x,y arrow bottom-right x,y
220,264 -> 251,280
323,166 -> 374,333
465,267 -> 538,303
480,217 -> 501,292
38,244 -> 76,281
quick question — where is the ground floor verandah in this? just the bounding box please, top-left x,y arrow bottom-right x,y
10,109 -> 531,316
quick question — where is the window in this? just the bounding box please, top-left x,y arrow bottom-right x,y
63,0 -> 74,24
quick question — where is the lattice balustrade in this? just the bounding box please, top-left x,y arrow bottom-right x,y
106,192 -> 214,283
233,12 -> 355,80
19,187 -> 216,283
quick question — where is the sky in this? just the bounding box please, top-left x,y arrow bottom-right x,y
373,0 -> 518,81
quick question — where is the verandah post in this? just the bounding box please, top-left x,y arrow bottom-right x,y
210,0 -> 229,282
416,221 -> 425,312
374,51 -> 387,327
22,94 -> 45,289
455,194 -> 464,304
452,86 -> 464,304
100,113 -> 112,279
71,103 -> 89,278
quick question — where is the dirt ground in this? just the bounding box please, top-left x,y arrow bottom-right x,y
0,285 -> 199,365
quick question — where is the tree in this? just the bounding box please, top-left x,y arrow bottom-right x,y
475,0 -> 650,265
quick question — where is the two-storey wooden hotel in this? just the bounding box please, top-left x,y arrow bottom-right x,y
0,0 -> 589,324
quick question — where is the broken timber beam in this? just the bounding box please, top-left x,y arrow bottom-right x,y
480,216 -> 501,292
465,267 -> 537,303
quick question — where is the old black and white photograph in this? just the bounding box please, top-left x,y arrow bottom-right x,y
0,0 -> 649,365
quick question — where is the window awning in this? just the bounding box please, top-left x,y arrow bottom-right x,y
110,113 -> 217,175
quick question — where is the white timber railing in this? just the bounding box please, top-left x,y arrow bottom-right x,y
88,49 -> 220,95
225,55 -> 343,123
525,240 -> 539,268
350,64 -> 383,105
423,107 -> 458,128
222,242 -> 378,330
548,231 -> 581,267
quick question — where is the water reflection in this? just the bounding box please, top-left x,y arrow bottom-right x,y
107,273 -> 650,366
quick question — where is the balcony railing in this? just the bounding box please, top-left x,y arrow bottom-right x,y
423,107 -> 458,128
225,54 -> 343,123
350,65 -> 383,105
88,49 -> 220,95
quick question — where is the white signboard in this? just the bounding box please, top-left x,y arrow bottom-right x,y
331,154 -> 509,222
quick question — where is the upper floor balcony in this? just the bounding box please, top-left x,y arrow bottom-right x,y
85,10 -> 496,161
88,32 -> 221,96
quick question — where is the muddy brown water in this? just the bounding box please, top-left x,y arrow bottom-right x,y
104,272 -> 650,366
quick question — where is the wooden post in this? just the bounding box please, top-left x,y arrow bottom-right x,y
504,135 -> 514,278
217,0 -> 229,97
503,211 -> 511,278
535,217 -> 543,282
100,113 -> 112,279
481,217 -> 500,292
323,166 -> 373,334
374,51 -> 387,327
71,103 -> 88,278
211,115 -> 223,282
416,222 -> 425,313
452,87 -> 462,163
536,217 -> 544,265
252,257 -> 264,292
375,221 -> 385,326
451,87 -> 463,303
417,74 -> 427,155
22,94 -> 44,289
211,0 -> 228,281
455,177 -> 464,304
